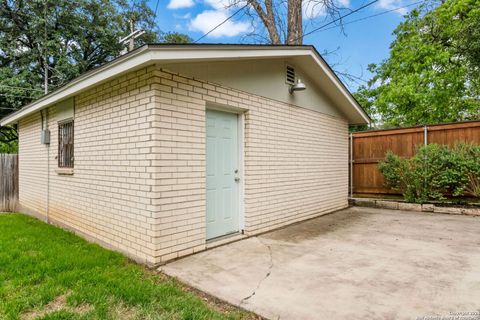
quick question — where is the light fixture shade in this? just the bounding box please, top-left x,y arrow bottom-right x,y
289,79 -> 306,94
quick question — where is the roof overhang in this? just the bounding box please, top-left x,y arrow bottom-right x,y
0,44 -> 370,126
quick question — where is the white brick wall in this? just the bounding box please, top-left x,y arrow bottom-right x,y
149,66 -> 348,263
244,100 -> 349,233
19,66 -> 159,265
18,113 -> 48,215
18,64 -> 349,265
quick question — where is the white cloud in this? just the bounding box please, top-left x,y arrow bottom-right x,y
167,0 -> 195,9
174,12 -> 191,19
203,0 -> 245,10
203,0 -> 226,9
376,0 -> 408,15
189,9 -> 251,37
303,0 -> 350,19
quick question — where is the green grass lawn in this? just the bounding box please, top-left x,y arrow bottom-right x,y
0,214 -> 256,320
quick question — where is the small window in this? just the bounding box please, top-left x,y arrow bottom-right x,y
58,119 -> 74,168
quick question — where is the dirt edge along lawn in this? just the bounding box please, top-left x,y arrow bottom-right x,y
0,213 -> 259,320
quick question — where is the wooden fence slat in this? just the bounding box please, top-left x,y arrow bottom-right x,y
351,121 -> 480,195
0,154 -> 18,212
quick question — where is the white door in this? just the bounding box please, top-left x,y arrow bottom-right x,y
206,109 -> 240,240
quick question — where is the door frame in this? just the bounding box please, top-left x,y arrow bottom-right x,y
205,105 -> 245,237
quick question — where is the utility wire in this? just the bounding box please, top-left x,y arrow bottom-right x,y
194,2 -> 250,43
293,0 -> 380,42
154,0 -> 160,18
316,0 -> 427,33
0,85 -> 44,92
0,106 -> 21,110
193,0 -> 420,43
0,93 -> 41,99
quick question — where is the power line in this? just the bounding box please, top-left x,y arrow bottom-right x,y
316,0 -> 427,33
293,0 -> 380,42
193,0 -> 416,44
154,0 -> 160,18
0,93 -> 41,99
194,2 -> 250,43
0,85 -> 44,92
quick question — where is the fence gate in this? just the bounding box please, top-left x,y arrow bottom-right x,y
0,154 -> 18,212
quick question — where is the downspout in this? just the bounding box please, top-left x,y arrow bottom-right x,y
41,109 -> 50,223
423,125 -> 428,196
46,108 -> 50,224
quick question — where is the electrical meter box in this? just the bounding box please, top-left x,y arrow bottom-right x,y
41,129 -> 50,145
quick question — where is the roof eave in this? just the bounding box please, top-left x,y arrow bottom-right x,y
1,44 -> 370,126
307,48 -> 371,124
0,45 -> 152,126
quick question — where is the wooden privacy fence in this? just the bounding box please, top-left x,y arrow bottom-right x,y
350,120 -> 480,195
0,154 -> 18,212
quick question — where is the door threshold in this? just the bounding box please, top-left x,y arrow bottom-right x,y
206,232 -> 247,249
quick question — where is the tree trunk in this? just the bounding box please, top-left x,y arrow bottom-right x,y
249,0 -> 281,44
286,0 -> 303,44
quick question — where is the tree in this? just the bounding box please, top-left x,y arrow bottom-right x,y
356,0 -> 480,128
160,32 -> 192,44
0,126 -> 17,153
0,0 -> 190,151
233,0 -> 348,44
456,3 -> 480,80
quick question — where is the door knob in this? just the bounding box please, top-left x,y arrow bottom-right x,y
235,177 -> 240,182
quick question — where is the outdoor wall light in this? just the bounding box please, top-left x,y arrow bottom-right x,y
289,79 -> 307,94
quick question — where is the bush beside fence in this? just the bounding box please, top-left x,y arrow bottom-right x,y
350,120 -> 480,196
379,143 -> 480,203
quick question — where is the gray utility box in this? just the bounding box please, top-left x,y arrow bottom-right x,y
41,129 -> 50,144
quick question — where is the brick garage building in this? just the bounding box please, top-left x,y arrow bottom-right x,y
1,45 -> 370,266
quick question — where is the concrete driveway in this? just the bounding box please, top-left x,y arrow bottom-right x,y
161,207 -> 480,320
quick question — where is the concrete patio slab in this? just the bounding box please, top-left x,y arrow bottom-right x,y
161,207 -> 480,320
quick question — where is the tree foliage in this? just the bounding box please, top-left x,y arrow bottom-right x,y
356,0 -> 480,128
160,32 -> 192,44
0,0 -> 190,152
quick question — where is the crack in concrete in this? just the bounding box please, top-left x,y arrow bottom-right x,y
240,237 -> 274,306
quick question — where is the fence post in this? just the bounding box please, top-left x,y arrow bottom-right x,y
424,125 -> 428,145
0,154 -> 19,212
349,133 -> 353,198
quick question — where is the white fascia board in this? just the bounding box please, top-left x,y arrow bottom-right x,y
149,47 -> 312,61
1,46 -> 312,126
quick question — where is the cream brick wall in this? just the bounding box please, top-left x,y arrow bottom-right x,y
19,66 -> 160,265
18,113 -> 48,215
244,101 -> 349,233
18,64 -> 349,265
149,66 -> 348,263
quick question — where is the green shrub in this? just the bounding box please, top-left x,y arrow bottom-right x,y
378,144 -> 468,203
378,152 -> 412,200
452,143 -> 480,197
0,140 -> 17,153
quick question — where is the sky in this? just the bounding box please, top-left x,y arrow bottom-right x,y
148,0 -> 425,91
